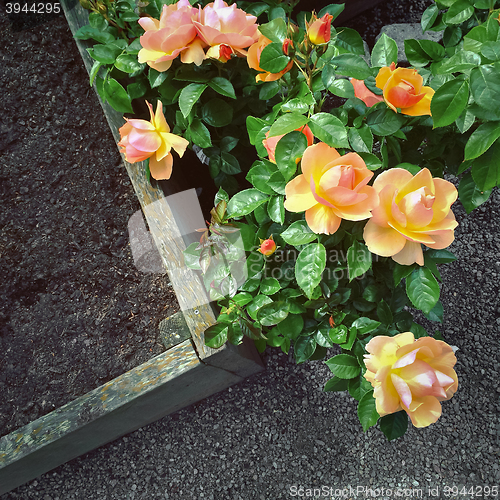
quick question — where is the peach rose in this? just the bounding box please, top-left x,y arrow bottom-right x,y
193,0 -> 259,57
138,1 -> 205,72
263,125 -> 314,163
284,143 -> 378,235
351,78 -> 384,107
363,168 -> 458,266
375,62 -> 435,116
307,13 -> 333,45
364,332 -> 458,428
118,101 -> 189,180
247,34 -> 293,83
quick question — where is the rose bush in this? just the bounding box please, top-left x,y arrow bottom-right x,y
364,332 -> 458,428
118,101 -> 188,180
247,34 -> 294,82
363,168 -> 458,266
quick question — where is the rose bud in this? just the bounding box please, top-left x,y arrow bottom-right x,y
307,13 -> 333,45
282,38 -> 293,56
258,236 -> 276,256
206,44 -> 234,63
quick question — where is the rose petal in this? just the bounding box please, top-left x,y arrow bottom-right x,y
305,203 -> 341,234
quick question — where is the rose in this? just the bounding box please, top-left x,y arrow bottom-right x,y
262,125 -> 314,163
375,62 -> 435,116
363,332 -> 458,428
118,101 -> 189,180
258,236 -> 276,256
247,34 -> 293,82
193,0 -> 259,57
351,79 -> 384,107
307,13 -> 333,45
363,167 -> 458,266
206,43 -> 234,62
138,0 -> 205,72
284,142 -> 378,235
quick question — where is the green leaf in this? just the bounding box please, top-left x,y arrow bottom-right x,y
268,171 -> 287,195
91,43 -> 122,64
481,41 -> 500,62
267,195 -> 285,224
227,189 -> 269,218
127,81 -> 147,100
258,18 -> 287,43
471,139 -> 500,190
335,27 -> 365,55
259,42 -> 290,73
371,33 -> 398,67
470,64 -> 500,114
458,172 -> 492,213
259,81 -> 280,100
189,119 -> 212,148
329,324 -> 348,344
103,78 -> 133,113
260,277 -> 281,295
380,412 -> 408,440
295,244 -> 327,299
325,354 -> 361,379
275,131 -> 308,181
227,322 -> 244,345
148,68 -> 168,88
282,97 -> 310,114
179,83 -> 207,119
406,267 -> 440,314
208,77 -> 236,99
329,79 -> 355,98
75,25 -> 115,44
421,4 -> 439,32
246,161 -> 276,195
202,98 -> 233,127
358,391 -> 379,432
419,39 -> 445,61
294,335 -> 317,363
366,108 -> 405,136
348,125 -> 373,153
444,0 -> 474,25
348,375 -> 373,401
437,51 -> 481,74
89,60 -> 101,86
340,326 -> 358,350
347,240 -> 371,281
257,301 -> 289,326
377,300 -> 394,325
324,376 -> 349,392
247,116 -> 270,145
424,300 -> 444,322
352,317 -> 382,335
331,54 -> 372,80
204,323 -> 229,349
359,152 -> 383,171
431,79 -> 469,128
465,122 -> 500,160
424,249 -> 457,264
308,113 -> 349,148
393,263 -> 415,286
268,113 -> 309,137
404,39 -> 431,67
280,221 -> 317,246
276,313 -> 304,339
114,54 -> 144,74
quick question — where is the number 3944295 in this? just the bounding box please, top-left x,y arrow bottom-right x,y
6,3 -> 61,14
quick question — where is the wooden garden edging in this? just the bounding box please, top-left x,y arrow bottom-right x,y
0,0 -> 264,494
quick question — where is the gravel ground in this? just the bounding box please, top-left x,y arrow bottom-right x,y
2,0 -> 500,498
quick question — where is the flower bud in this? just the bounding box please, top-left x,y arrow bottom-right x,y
307,13 -> 333,45
206,44 -> 234,63
258,236 -> 276,256
282,38 -> 293,56
79,0 -> 94,9
97,1 -> 107,14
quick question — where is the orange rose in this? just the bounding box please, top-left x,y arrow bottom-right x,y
375,62 -> 435,116
247,34 -> 293,83
307,13 -> 333,45
284,143 -> 378,235
351,78 -> 384,107
263,125 -> 314,163
364,332 -> 458,428
363,168 -> 458,266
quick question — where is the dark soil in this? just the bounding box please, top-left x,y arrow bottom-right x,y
0,0 -> 434,438
0,7 -> 179,437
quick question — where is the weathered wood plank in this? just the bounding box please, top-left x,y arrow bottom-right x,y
61,0 -> 263,377
0,341 -> 243,495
